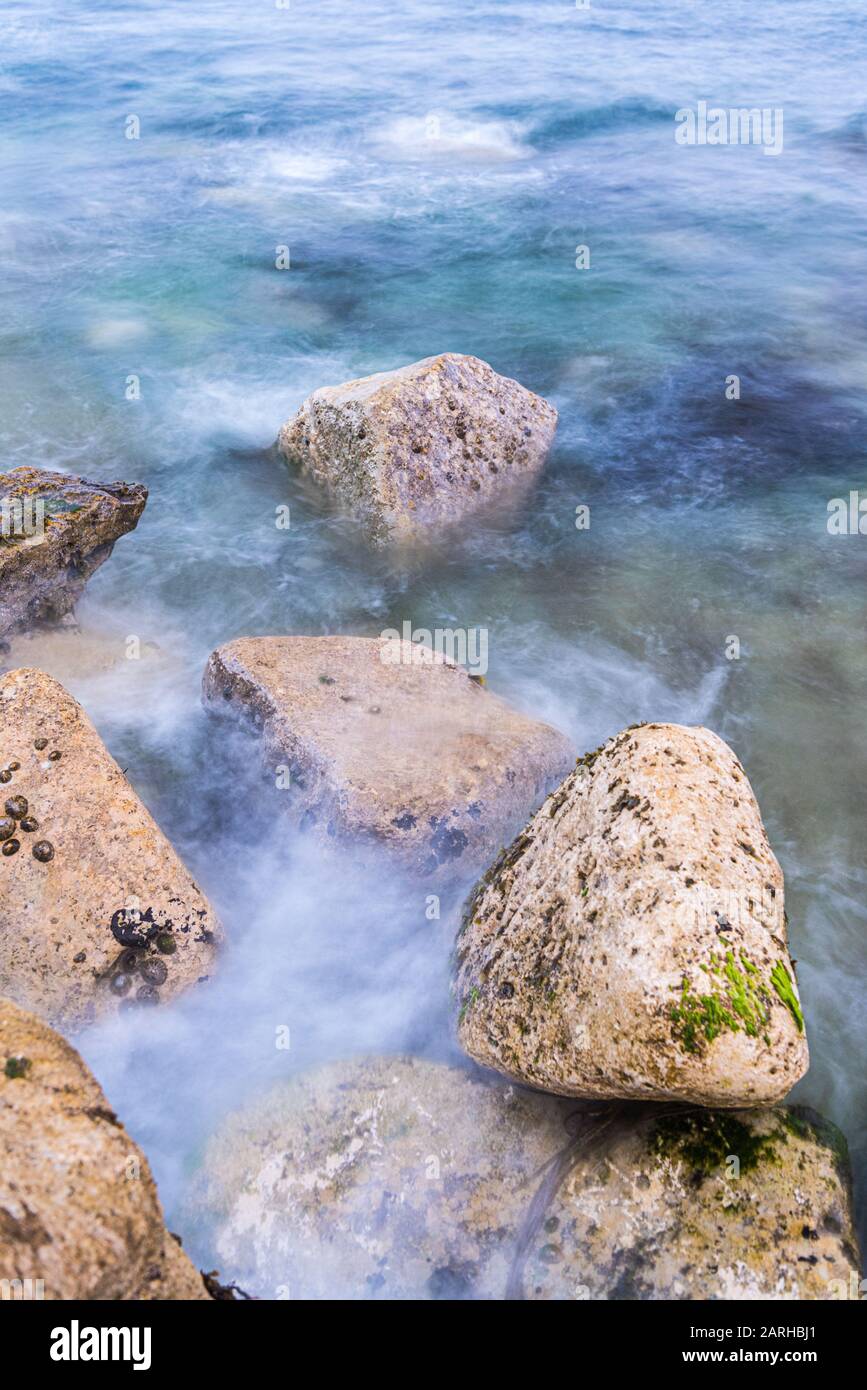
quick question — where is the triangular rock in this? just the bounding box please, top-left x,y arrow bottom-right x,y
455,722 -> 808,1106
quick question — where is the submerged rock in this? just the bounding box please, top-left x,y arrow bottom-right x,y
0,468 -> 147,641
455,722 -> 809,1106
202,634 -> 573,883
0,668 -> 221,1030
529,1101 -> 860,1301
0,997 -> 210,1300
277,353 -> 557,545
186,1055 -> 572,1300
187,1055 -> 858,1301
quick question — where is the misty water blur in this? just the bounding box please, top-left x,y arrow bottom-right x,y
1,0 -> 866,1291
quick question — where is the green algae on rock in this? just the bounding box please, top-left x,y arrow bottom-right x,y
525,1102 -> 860,1300
454,721 -> 808,1106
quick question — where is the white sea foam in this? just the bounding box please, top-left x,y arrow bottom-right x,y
85,318 -> 150,349
375,113 -> 530,163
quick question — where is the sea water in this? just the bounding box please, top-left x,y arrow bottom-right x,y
1,0 -> 866,1293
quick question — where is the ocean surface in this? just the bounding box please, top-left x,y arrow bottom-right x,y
1,0 -> 866,1294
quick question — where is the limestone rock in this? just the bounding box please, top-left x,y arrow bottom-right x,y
527,1102 -> 860,1301
0,997 -> 210,1300
277,353 -> 557,545
186,1055 -> 858,1301
202,635 -> 573,882
0,668 -> 221,1030
0,468 -> 146,642
455,722 -> 809,1105
185,1055 -> 574,1300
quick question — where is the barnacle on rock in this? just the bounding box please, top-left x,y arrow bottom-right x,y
135,985 -> 160,1005
5,795 -> 27,819
1,839 -> 20,857
32,840 -> 54,863
110,972 -> 132,996
34,737 -> 48,750
19,816 -> 38,832
0,818 -> 15,841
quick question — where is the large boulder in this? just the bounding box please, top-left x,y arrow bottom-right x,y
0,468 -> 146,642
277,353 -> 557,545
454,722 -> 809,1106
0,668 -> 221,1031
186,1055 -> 859,1301
0,997 -> 209,1300
202,635 -> 573,883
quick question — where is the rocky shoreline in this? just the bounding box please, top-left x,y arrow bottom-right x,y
0,362 -> 860,1300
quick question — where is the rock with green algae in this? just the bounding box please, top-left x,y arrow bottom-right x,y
524,1104 -> 860,1301
185,1056 -> 858,1301
454,721 -> 809,1106
0,997 -> 210,1300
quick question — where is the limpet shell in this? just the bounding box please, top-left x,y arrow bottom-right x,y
32,841 -> 54,863
2,839 -> 20,857
5,796 -> 27,820
139,957 -> 168,986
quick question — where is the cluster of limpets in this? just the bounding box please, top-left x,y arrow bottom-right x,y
0,795 -> 54,861
105,907 -> 176,1009
0,736 -> 60,862
108,947 -> 170,1007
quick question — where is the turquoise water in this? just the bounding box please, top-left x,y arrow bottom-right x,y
2,0 -> 866,1292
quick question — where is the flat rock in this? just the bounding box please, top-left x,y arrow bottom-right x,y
186,1055 -> 858,1300
0,468 -> 146,642
277,353 -> 557,545
0,997 -> 210,1300
202,635 -> 573,882
455,722 -> 809,1106
0,668 -> 221,1030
